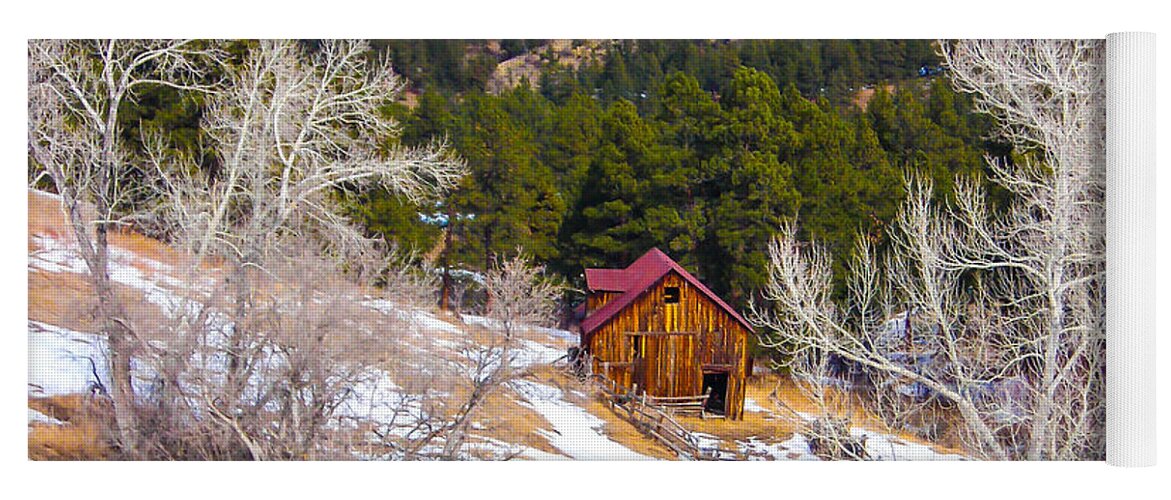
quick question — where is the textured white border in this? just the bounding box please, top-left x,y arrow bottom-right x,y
1107,32 -> 1157,467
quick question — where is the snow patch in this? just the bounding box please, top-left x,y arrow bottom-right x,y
851,428 -> 966,461
464,435 -> 569,461
362,299 -> 463,335
28,236 -> 202,318
337,369 -> 432,435
28,321 -> 111,397
763,434 -> 819,461
534,326 -> 578,343
513,339 -> 565,367
459,314 -> 500,330
431,338 -> 465,351
28,409 -> 64,427
510,380 -> 653,460
744,398 -> 772,413
460,314 -> 576,344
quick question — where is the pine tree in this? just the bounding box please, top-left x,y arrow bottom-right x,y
543,92 -> 602,214
401,90 -> 457,146
780,85 -> 900,282
566,99 -> 658,268
703,68 -> 801,301
866,85 -> 983,200
645,72 -> 724,269
600,44 -> 635,102
451,93 -> 565,269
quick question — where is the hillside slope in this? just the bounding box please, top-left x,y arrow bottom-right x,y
27,188 -> 963,460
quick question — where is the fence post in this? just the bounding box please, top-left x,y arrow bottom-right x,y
701,386 -> 712,419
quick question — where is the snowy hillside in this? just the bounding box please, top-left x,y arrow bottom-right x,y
27,188 -> 965,461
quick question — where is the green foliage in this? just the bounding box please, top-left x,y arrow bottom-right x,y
780,86 -> 901,282
447,92 -> 566,269
565,99 -> 660,269
701,70 -> 803,301
344,189 -> 443,255
370,40 -> 499,92
400,90 -> 458,146
542,92 -> 602,212
865,83 -> 985,200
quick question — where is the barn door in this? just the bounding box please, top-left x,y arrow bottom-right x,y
629,332 -> 700,398
630,334 -> 647,394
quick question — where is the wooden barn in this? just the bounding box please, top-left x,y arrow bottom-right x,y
579,248 -> 754,419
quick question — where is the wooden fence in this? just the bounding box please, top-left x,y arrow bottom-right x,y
570,354 -> 741,460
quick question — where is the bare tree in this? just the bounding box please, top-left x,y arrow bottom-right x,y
942,40 -> 1105,460
350,253 -> 562,460
152,39 -> 465,271
147,39 -> 466,409
775,350 -> 869,460
752,40 -> 1104,460
134,251 -> 432,460
27,39 -> 222,453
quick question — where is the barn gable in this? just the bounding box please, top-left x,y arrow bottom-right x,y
580,248 -> 754,342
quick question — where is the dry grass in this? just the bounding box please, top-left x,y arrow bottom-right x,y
356,320 -> 575,459
28,188 -> 206,270
744,373 -> 969,456
28,395 -> 116,460
581,396 -> 679,460
851,84 -> 898,110
677,405 -> 797,444
472,384 -> 565,458
28,270 -> 96,331
27,262 -> 182,344
27,190 -> 75,243
110,229 -> 192,269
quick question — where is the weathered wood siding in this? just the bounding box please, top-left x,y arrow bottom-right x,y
586,291 -> 621,314
586,272 -> 750,419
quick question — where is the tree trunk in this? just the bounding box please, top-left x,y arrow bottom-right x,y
440,204 -> 453,311
69,197 -> 140,455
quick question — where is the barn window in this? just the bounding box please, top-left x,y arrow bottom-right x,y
664,286 -> 681,304
630,336 -> 644,359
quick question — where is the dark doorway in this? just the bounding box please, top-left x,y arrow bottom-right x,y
702,372 -> 729,415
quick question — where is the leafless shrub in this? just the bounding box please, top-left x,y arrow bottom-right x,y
431,252 -> 564,458
130,251 -> 433,460
379,246 -> 441,308
779,351 -> 869,461
807,417 -> 868,461
114,40 -> 468,460
483,250 -> 565,340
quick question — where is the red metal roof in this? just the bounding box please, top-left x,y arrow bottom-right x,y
584,268 -> 631,292
580,248 -> 754,341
